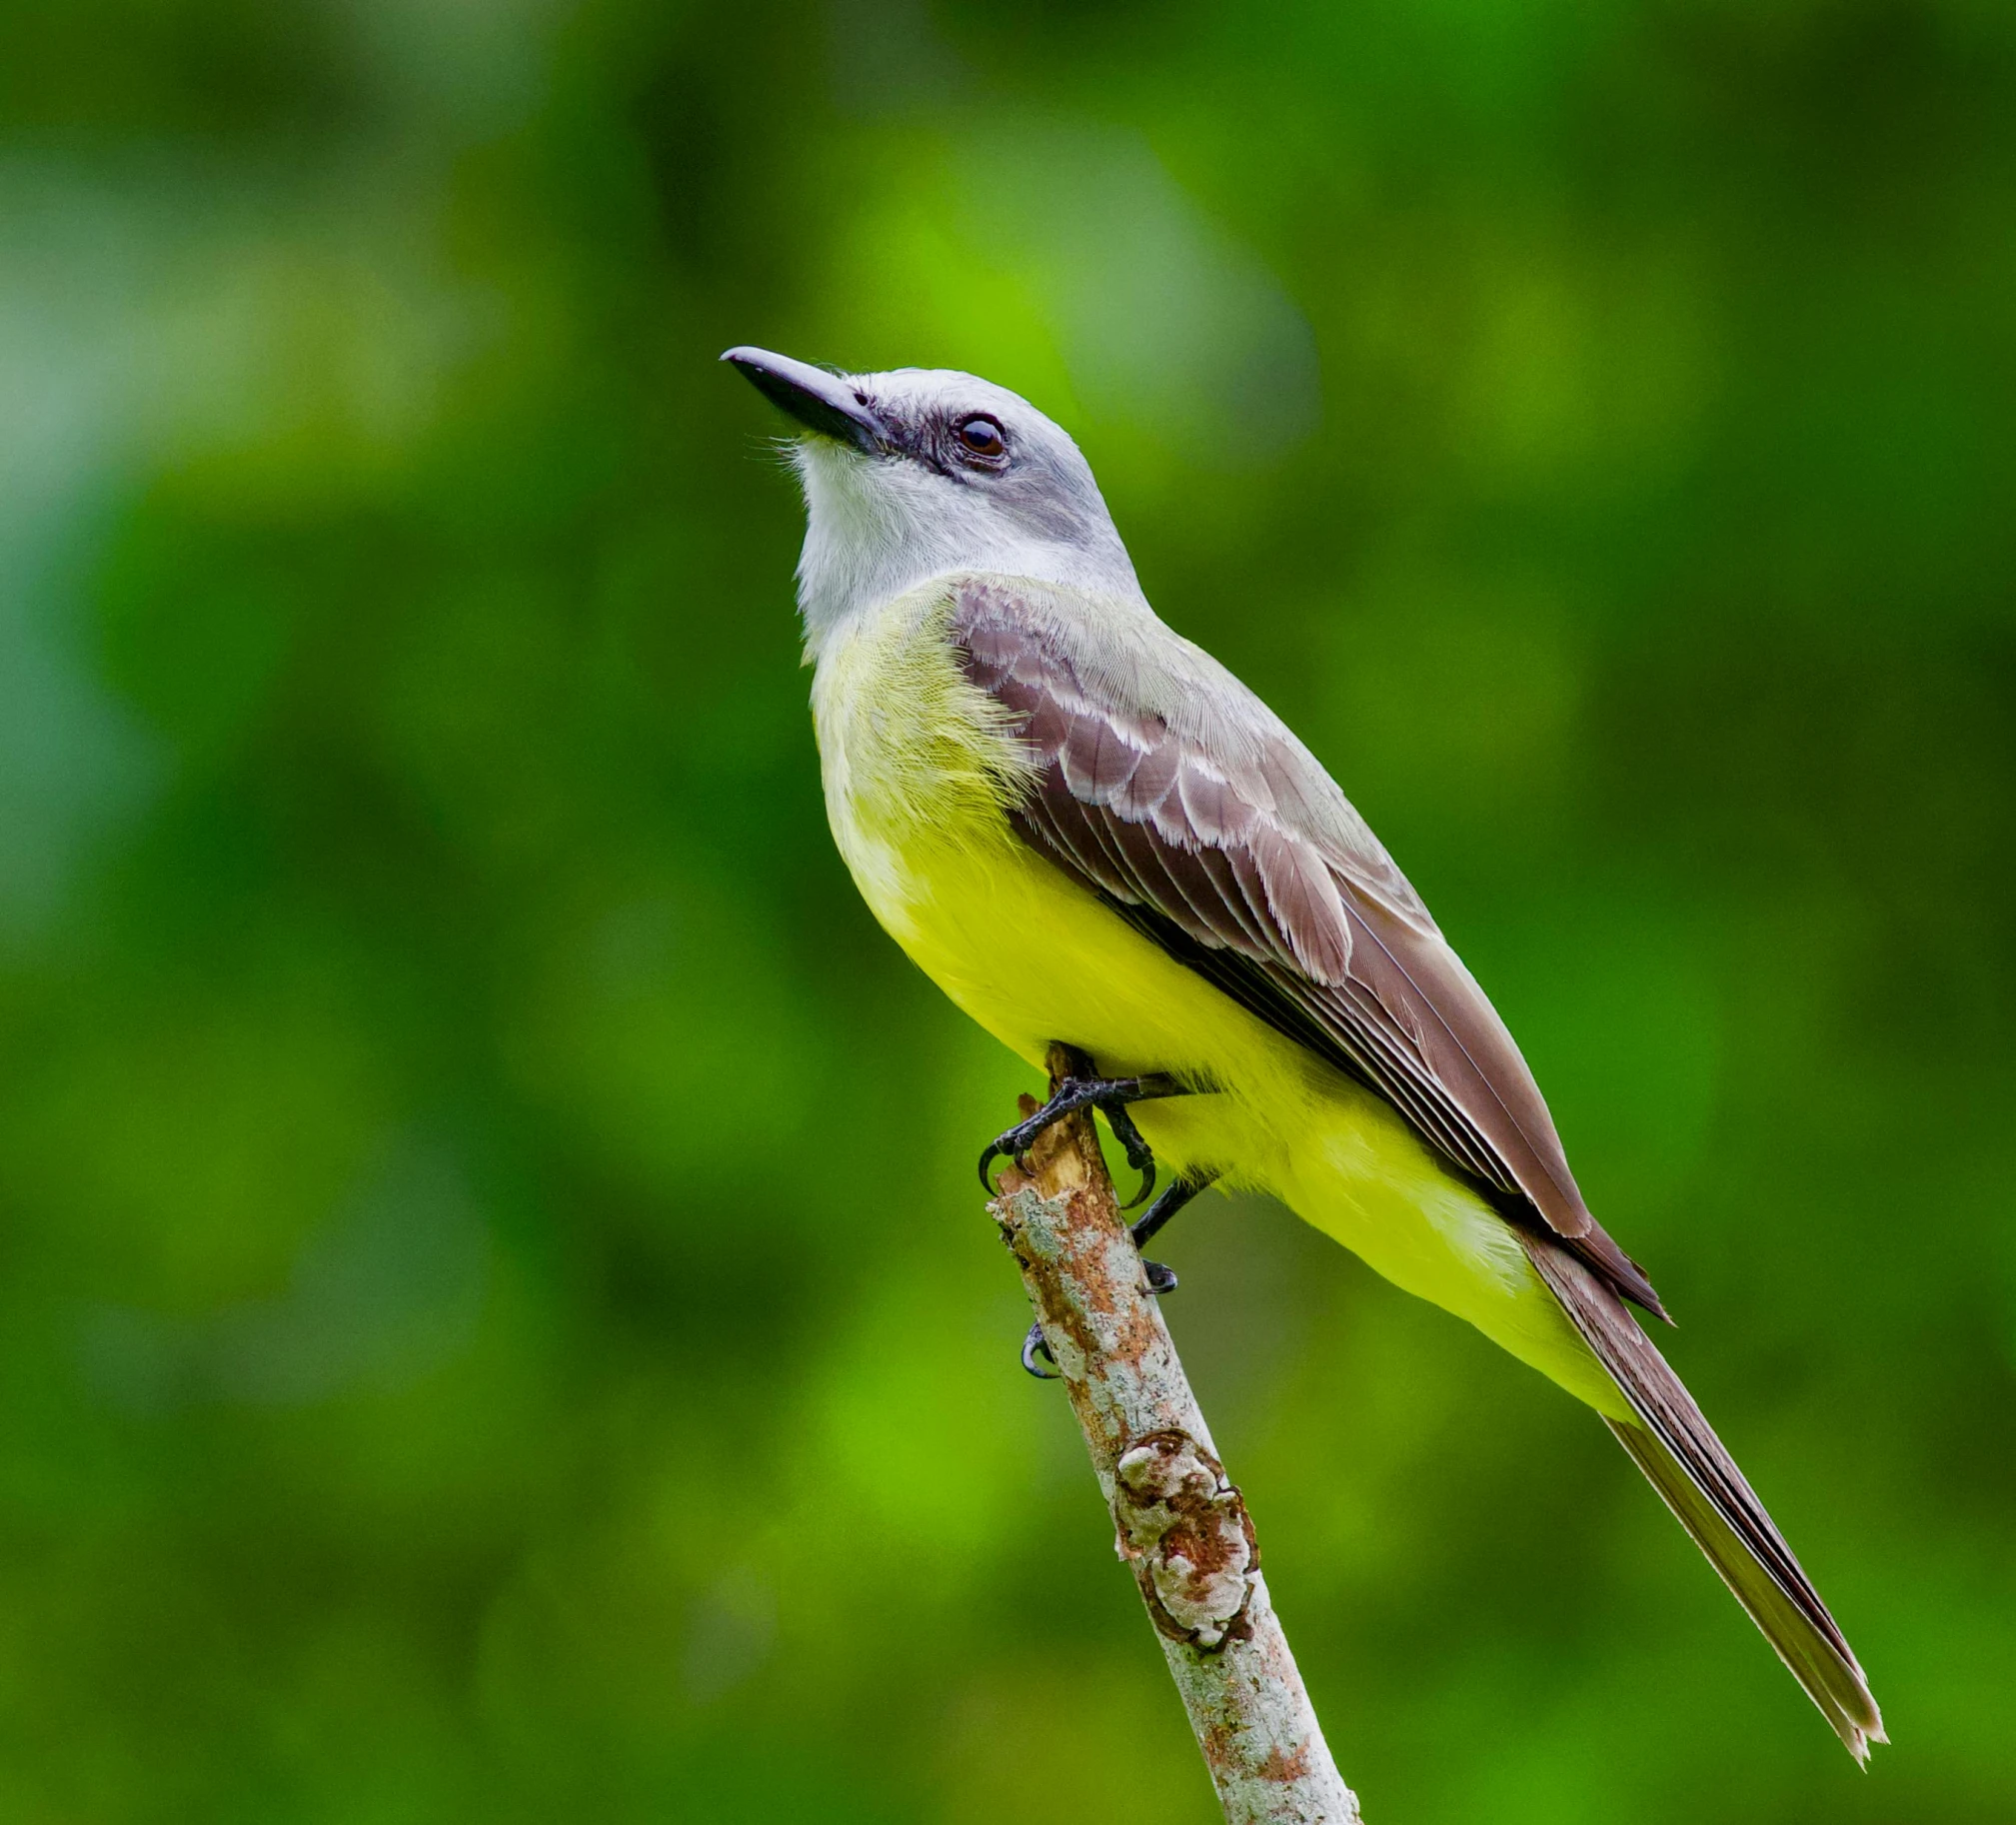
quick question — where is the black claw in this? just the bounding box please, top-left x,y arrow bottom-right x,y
1020,1322 -> 1058,1378
981,1063 -> 1187,1204
1104,1100 -> 1157,1207
1119,1159 -> 1156,1210
1108,1104 -> 1155,1171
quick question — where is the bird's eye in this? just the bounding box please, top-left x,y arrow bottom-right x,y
955,415 -> 1007,461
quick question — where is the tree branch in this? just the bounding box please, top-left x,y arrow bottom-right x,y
991,1043 -> 1361,1825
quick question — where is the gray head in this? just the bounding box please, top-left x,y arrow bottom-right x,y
723,348 -> 1143,650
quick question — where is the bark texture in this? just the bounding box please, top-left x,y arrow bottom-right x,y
991,1045 -> 1361,1825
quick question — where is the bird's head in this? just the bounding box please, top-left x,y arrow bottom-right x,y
723,347 -> 1141,646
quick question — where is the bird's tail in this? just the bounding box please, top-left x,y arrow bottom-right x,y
1523,1235 -> 1886,1762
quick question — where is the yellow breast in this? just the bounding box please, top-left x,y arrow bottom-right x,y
807,582 -> 1311,1134
810,584 -> 1029,947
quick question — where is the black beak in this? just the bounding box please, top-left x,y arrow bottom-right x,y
720,347 -> 887,454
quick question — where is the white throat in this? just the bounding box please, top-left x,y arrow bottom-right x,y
791,442 -> 1143,659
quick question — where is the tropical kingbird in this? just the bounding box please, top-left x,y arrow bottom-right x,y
724,345 -> 1883,1760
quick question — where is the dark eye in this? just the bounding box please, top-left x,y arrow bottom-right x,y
955,415 -> 1007,461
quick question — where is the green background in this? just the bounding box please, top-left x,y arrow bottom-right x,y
2,1 -> 2012,1818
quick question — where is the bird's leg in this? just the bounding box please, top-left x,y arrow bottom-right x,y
1020,1172 -> 1215,1379
979,1045 -> 1190,1208
1130,1170 -> 1215,1296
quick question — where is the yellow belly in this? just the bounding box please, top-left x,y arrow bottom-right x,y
812,589 -> 1623,1417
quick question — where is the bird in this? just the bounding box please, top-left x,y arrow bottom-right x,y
722,344 -> 1884,1761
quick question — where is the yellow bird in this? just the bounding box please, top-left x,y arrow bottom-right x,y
725,345 -> 1883,1761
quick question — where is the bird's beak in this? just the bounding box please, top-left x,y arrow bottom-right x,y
721,347 -> 888,454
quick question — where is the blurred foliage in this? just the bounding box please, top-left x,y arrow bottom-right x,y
1,0 -> 2013,1818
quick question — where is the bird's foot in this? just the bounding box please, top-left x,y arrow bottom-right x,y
1018,1175 -> 1209,1378
979,1055 -> 1186,1209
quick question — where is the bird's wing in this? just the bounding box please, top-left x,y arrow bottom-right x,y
952,575 -> 1663,1315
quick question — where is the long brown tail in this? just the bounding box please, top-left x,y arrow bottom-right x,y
1523,1235 -> 1886,1762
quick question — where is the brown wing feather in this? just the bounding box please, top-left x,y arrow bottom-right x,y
954,578 -> 1664,1317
